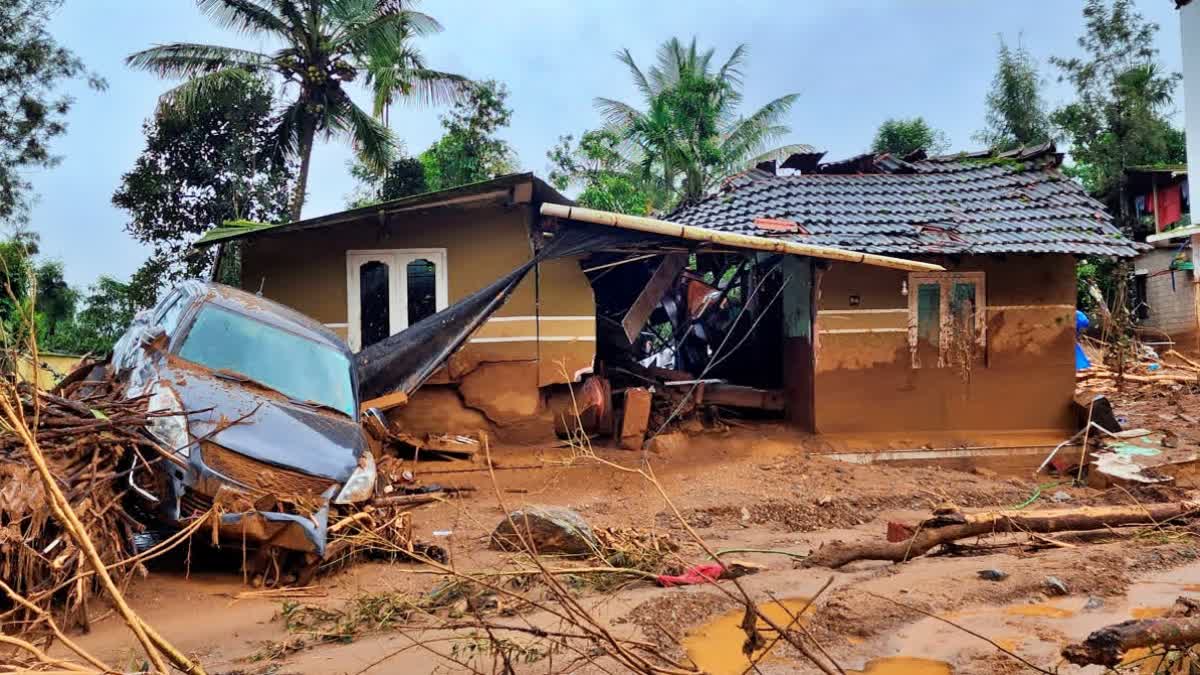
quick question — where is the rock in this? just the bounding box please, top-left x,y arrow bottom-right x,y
1051,490 -> 1072,503
740,507 -> 751,522
490,506 -> 598,556
972,467 -> 998,479
817,494 -> 833,506
645,432 -> 688,454
978,569 -> 1009,581
1045,576 -> 1069,596
1084,596 -> 1105,611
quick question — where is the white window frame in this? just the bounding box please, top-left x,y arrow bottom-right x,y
346,248 -> 448,351
907,271 -> 986,369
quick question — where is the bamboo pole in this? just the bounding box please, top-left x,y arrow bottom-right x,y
541,203 -> 945,273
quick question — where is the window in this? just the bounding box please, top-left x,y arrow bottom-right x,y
346,249 -> 448,351
907,272 -> 986,369
359,260 -> 391,349
406,258 -> 438,325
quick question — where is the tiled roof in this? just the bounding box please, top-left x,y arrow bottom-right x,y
669,144 -> 1141,258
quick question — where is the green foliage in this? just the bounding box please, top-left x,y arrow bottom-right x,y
40,276 -> 139,355
1051,0 -> 1184,234
347,153 -> 428,207
547,130 -> 651,215
0,235 -> 136,356
33,260 -> 76,338
419,80 -> 517,191
870,117 -> 949,157
113,76 -> 292,308
976,36 -> 1052,151
126,0 -> 469,220
596,37 -> 803,210
1076,256 -> 1119,313
0,0 -> 105,226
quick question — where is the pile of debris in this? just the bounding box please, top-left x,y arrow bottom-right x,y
0,369 -> 175,630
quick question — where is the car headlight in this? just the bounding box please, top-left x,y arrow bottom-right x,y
147,384 -> 191,458
334,451 -> 376,504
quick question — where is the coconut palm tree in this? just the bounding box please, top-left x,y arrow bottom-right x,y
596,37 -> 805,209
127,0 -> 469,221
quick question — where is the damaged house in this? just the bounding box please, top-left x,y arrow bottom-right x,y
667,144 -> 1140,438
195,144 -> 1138,453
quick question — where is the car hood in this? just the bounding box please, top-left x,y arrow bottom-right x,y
160,362 -> 364,482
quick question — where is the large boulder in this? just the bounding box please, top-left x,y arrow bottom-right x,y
490,505 -> 598,556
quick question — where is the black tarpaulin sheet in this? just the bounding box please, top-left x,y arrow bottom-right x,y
355,222 -> 680,401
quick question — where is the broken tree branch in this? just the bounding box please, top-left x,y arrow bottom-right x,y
1063,596 -> 1200,667
806,502 -> 1200,568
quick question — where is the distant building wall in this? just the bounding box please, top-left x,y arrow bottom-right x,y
1138,246 -> 1198,343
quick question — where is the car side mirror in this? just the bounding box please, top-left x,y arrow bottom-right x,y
139,325 -> 166,349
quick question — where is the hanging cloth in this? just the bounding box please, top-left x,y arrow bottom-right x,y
1157,183 -> 1183,228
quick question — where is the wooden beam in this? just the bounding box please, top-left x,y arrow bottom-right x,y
541,203 -> 944,273
700,384 -> 786,411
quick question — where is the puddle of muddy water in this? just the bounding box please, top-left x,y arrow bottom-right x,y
848,657 -> 953,674
684,599 -> 953,675
1003,603 -> 1076,619
682,598 -> 814,675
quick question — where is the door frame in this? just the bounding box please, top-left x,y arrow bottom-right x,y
346,248 -> 448,351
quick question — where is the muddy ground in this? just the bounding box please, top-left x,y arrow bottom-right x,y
60,384 -> 1200,674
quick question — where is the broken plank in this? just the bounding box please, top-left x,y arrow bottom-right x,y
700,384 -> 785,411
361,390 -> 410,412
621,253 -> 688,344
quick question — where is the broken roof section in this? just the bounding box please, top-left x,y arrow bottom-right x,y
669,142 -> 1142,258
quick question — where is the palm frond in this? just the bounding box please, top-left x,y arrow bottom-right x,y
126,43 -> 272,78
719,92 -> 799,160
594,97 -> 645,130
197,0 -> 290,36
156,67 -> 260,113
329,1 -> 442,54
271,97 -> 306,159
331,100 -> 396,172
615,48 -> 655,99
717,43 -> 747,90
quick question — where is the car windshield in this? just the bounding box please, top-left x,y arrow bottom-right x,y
178,304 -> 356,418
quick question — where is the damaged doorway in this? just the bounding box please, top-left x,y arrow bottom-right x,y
346,249 -> 448,351
589,251 -> 813,430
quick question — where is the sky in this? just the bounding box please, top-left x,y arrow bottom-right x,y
27,0 -> 1189,289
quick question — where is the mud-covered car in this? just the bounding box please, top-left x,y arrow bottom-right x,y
110,280 -> 375,557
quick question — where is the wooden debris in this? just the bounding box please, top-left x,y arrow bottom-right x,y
1063,596 -> 1200,666
619,387 -> 651,450
806,502 -> 1200,568
0,371 -> 173,629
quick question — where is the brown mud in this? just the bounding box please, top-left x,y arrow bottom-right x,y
49,387 -> 1200,674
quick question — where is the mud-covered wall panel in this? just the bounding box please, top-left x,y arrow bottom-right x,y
814,254 -> 1076,434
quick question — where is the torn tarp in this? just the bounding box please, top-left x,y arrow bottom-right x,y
356,222 -> 680,401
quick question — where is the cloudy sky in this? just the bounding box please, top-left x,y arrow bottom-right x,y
30,0 -> 1188,288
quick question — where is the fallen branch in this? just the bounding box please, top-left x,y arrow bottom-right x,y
807,502 -> 1200,568
1063,596 -> 1200,666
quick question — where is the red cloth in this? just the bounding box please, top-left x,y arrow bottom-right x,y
656,563 -> 724,587
1157,184 -> 1183,230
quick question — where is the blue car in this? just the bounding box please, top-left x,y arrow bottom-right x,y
109,280 -> 376,559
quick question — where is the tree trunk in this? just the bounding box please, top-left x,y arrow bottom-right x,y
290,117 -> 317,222
805,502 -> 1200,569
1063,597 -> 1200,666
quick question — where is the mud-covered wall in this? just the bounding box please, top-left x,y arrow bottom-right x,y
239,199 -> 595,390
812,254 -> 1077,434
